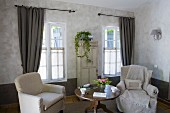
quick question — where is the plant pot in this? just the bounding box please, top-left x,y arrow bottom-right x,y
100,84 -> 105,91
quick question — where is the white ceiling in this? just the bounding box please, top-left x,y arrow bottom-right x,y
55,0 -> 150,11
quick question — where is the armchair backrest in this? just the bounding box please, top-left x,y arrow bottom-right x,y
121,66 -> 130,81
15,72 -> 43,95
121,65 -> 152,90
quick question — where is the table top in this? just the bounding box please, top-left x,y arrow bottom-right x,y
74,85 -> 120,101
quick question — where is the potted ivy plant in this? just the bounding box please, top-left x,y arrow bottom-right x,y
75,31 -> 92,62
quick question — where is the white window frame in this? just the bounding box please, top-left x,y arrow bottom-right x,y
102,26 -> 121,77
40,22 -> 67,82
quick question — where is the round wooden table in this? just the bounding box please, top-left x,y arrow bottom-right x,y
74,85 -> 120,113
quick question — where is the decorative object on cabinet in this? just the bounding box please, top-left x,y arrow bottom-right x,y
77,41 -> 98,86
75,31 -> 92,62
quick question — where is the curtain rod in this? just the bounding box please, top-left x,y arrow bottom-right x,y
15,5 -> 76,13
98,13 -> 134,18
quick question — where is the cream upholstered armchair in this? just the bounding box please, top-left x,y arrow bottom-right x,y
15,72 -> 65,113
116,65 -> 159,113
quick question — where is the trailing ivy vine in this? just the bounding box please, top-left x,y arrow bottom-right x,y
75,31 -> 92,62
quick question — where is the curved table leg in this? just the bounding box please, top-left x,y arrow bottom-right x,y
85,101 -> 98,113
97,101 -> 113,113
93,101 -> 98,113
85,101 -> 113,113
85,101 -> 95,113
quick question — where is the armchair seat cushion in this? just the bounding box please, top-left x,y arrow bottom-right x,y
121,90 -> 150,108
37,92 -> 64,110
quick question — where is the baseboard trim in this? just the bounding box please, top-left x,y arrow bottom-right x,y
158,97 -> 170,106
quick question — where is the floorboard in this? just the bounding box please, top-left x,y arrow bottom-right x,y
0,95 -> 170,113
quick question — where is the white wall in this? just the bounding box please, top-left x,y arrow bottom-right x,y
0,0 -> 133,84
134,0 -> 170,82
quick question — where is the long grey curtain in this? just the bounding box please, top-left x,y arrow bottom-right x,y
17,6 -> 44,73
119,17 -> 135,66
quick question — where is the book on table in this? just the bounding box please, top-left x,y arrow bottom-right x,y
93,92 -> 106,98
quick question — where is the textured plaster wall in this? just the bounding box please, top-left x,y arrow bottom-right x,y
0,0 -> 133,84
0,0 -> 23,84
134,0 -> 170,82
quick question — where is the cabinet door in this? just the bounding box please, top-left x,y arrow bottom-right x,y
89,68 -> 97,84
81,47 -> 97,68
81,68 -> 89,86
90,47 -> 97,67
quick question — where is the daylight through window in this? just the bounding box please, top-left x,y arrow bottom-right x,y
38,22 -> 66,81
103,26 -> 122,76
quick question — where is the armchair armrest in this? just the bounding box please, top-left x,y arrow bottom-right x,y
42,84 -> 66,96
146,84 -> 159,98
18,92 -> 43,113
116,81 -> 126,94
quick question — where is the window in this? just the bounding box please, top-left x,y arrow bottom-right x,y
103,26 -> 122,76
38,22 -> 66,81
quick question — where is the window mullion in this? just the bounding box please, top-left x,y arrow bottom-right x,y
109,50 -> 111,75
62,27 -> 65,78
57,49 -> 59,79
115,28 -> 117,75
47,24 -> 52,81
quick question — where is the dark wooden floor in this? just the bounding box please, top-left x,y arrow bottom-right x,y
0,96 -> 170,113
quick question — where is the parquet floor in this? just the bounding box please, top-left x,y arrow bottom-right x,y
0,96 -> 170,113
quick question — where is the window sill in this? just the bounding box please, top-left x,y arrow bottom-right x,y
102,74 -> 120,78
42,78 -> 67,84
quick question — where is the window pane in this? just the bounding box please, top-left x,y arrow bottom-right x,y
51,39 -> 63,48
104,63 -> 110,74
117,40 -> 120,49
117,50 -> 121,62
117,63 -> 121,74
38,50 -> 47,79
58,51 -> 63,65
107,30 -> 114,40
42,28 -> 46,48
38,66 -> 47,79
113,40 -> 116,48
52,66 -> 58,79
105,41 -> 114,49
51,50 -> 58,65
116,27 -> 120,40
51,26 -> 61,39
42,39 -> 46,48
110,50 -> 116,63
104,50 -> 110,63
58,66 -> 63,78
51,50 -> 64,65
51,26 -> 63,48
110,64 -> 116,75
40,50 -> 46,65
51,49 -> 64,79
52,66 -> 64,79
105,29 -> 114,40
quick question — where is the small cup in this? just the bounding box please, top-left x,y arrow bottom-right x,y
80,88 -> 86,95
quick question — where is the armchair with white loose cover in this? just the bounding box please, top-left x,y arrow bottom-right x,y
116,65 -> 159,113
15,72 -> 65,113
